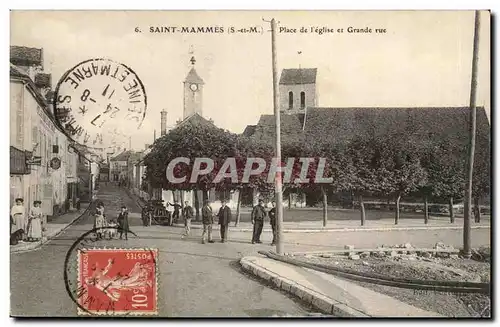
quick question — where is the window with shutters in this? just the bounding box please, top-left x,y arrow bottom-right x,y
300,92 -> 305,109
32,126 -> 40,155
47,137 -> 51,163
16,106 -> 23,146
41,133 -> 46,166
288,91 -> 293,110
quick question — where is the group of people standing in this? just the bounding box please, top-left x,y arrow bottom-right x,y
251,199 -> 277,245
10,198 -> 45,244
93,201 -> 130,240
180,199 -> 276,245
180,199 -> 232,244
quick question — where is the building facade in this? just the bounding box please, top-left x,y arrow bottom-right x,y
244,67 -> 491,207
147,56 -> 241,211
10,46 -> 96,219
279,68 -> 318,114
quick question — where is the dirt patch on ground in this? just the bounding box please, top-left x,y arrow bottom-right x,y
293,254 -> 490,317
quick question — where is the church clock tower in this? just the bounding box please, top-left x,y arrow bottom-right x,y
183,56 -> 204,119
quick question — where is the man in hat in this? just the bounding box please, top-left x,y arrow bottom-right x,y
169,200 -> 182,224
268,201 -> 277,246
251,199 -> 267,244
117,205 -> 129,240
217,200 -> 232,243
201,200 -> 215,244
182,201 -> 194,238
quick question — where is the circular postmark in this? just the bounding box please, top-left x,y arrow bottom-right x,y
53,58 -> 147,150
64,225 -> 158,316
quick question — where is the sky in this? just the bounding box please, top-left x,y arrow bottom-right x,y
10,10 -> 490,152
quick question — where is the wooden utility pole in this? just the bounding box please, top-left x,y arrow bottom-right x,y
264,17 -> 284,254
463,10 -> 481,258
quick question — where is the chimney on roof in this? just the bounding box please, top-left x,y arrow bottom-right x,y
161,110 -> 168,136
145,144 -> 150,150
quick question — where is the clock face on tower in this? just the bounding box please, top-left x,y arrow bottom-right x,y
190,83 -> 198,92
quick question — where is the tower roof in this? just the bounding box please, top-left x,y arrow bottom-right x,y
279,68 -> 317,85
184,67 -> 204,84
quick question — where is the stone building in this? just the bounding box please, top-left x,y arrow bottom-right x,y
146,56 -> 240,213
9,46 -> 88,218
279,68 -> 318,114
243,67 -> 491,207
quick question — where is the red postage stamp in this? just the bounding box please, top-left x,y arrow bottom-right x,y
77,248 -> 158,316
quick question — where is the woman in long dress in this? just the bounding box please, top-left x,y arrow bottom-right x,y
10,198 -> 26,238
85,258 -> 153,302
93,202 -> 106,239
94,212 -> 106,240
27,200 -> 43,241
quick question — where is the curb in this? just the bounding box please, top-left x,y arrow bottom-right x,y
239,256 -> 369,317
10,202 -> 93,254
172,223 -> 490,233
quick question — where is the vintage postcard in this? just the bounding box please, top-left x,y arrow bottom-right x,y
9,10 -> 491,318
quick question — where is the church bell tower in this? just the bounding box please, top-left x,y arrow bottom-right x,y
183,56 -> 204,119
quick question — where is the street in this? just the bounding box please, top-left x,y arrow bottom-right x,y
10,185 -> 490,317
10,185 -> 313,317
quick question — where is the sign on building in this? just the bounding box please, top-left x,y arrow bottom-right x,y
10,146 -> 29,175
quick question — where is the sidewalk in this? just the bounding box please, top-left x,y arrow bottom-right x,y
240,256 -> 442,317
10,203 -> 91,254
173,217 -> 490,233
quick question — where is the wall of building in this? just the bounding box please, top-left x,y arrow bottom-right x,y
10,75 -> 83,216
183,83 -> 203,118
29,93 -> 71,216
110,161 -> 127,181
9,81 -> 29,206
279,83 -> 317,113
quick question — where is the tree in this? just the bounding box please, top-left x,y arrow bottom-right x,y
417,185 -> 433,224
472,139 -> 490,223
426,140 -> 467,223
232,136 -> 274,226
340,138 -> 380,226
282,141 -> 335,227
144,121 -> 240,217
373,140 -> 427,225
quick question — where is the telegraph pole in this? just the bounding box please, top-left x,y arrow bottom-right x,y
463,10 -> 481,259
263,17 -> 284,254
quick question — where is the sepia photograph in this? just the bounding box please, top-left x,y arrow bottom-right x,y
8,9 -> 491,318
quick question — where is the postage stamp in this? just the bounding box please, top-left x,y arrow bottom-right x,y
77,248 -> 158,316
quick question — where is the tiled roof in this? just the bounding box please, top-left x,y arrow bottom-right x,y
10,46 -> 43,67
110,150 -> 143,163
279,68 -> 317,85
242,125 -> 256,137
110,150 -> 133,162
248,113 -> 305,144
243,107 -> 490,153
303,107 -> 490,149
10,63 -> 62,131
184,68 -> 204,84
10,64 -> 27,78
176,113 -> 214,129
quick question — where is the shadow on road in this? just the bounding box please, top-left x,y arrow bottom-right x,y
158,249 -> 235,261
226,259 -> 322,317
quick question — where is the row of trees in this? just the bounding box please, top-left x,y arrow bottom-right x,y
143,121 -> 490,226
